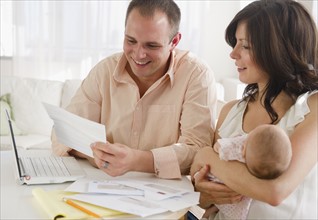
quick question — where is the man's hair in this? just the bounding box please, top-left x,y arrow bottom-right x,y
125,0 -> 181,40
225,0 -> 318,124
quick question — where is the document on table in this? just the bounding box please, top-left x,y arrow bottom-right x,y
43,103 -> 106,157
64,178 -> 200,217
88,180 -> 144,196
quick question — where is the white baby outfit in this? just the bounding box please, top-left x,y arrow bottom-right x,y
208,135 -> 250,220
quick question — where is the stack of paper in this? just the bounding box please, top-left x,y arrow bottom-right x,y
32,188 -> 126,219
63,178 -> 200,218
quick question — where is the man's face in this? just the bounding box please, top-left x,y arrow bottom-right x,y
123,9 -> 179,83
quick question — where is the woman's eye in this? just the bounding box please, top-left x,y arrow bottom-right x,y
242,45 -> 250,49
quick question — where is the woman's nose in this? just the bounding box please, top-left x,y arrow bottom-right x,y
230,47 -> 239,60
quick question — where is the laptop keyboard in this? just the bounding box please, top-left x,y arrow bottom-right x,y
21,157 -> 71,177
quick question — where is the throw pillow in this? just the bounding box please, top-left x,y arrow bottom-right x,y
0,94 -> 24,135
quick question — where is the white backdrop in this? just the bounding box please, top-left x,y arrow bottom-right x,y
2,0 -> 317,82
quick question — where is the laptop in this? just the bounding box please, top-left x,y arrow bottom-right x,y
5,109 -> 86,185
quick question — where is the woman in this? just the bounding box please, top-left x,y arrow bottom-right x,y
191,0 -> 318,219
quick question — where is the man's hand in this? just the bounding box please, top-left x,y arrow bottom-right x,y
69,149 -> 97,167
90,142 -> 138,176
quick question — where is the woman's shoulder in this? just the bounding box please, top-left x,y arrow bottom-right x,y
307,91 -> 318,107
220,100 -> 240,116
305,91 -> 318,118
278,91 -> 318,132
216,100 -> 241,129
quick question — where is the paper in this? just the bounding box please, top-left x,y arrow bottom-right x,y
32,188 -> 123,219
113,180 -> 189,200
43,103 -> 106,157
65,193 -> 167,218
88,180 -> 144,196
64,178 -> 200,217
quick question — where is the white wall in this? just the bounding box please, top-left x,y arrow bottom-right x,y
199,2 -> 241,82
0,58 -> 12,76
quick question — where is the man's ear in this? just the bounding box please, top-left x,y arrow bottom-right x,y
171,32 -> 181,49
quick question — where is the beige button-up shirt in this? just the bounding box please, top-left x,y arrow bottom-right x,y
52,49 -> 217,179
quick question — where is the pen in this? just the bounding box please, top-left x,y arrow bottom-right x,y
64,198 -> 101,218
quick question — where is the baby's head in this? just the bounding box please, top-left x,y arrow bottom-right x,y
244,125 -> 292,180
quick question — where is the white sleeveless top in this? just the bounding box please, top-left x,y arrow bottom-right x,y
214,91 -> 318,220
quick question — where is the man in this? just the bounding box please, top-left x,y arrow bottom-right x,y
52,0 -> 217,179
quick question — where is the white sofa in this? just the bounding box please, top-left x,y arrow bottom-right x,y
0,75 -> 82,150
0,75 -> 228,151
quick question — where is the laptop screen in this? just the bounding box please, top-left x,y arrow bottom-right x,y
5,109 -> 24,180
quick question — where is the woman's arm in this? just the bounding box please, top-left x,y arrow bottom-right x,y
204,94 -> 318,205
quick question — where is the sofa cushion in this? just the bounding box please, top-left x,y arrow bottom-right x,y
10,80 -> 53,136
22,78 -> 64,106
61,79 -> 82,108
0,75 -> 21,96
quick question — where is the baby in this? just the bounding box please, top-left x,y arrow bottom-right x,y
201,124 -> 292,220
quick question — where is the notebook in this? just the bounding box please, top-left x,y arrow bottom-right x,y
5,109 -> 86,185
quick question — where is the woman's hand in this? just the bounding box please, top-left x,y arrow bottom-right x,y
194,165 -> 243,208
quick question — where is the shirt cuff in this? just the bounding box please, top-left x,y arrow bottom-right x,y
151,147 -> 182,179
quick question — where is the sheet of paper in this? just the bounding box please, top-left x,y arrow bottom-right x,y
88,180 -> 144,196
43,103 -> 106,157
64,178 -> 91,193
115,180 -> 190,200
65,194 -> 167,218
153,192 -> 200,212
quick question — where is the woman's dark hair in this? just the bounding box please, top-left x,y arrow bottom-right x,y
225,0 -> 318,123
125,0 -> 181,40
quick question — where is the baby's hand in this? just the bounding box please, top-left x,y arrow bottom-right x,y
207,172 -> 214,181
213,142 -> 220,153
194,169 -> 214,181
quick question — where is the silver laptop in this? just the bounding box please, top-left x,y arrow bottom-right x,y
5,109 -> 86,185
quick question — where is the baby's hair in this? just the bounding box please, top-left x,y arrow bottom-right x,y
245,125 -> 292,179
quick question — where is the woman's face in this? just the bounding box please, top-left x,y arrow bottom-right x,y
230,22 -> 269,89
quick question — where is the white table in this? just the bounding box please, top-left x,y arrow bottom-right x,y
0,150 -> 192,219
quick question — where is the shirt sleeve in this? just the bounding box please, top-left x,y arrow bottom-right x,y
151,146 -> 182,179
